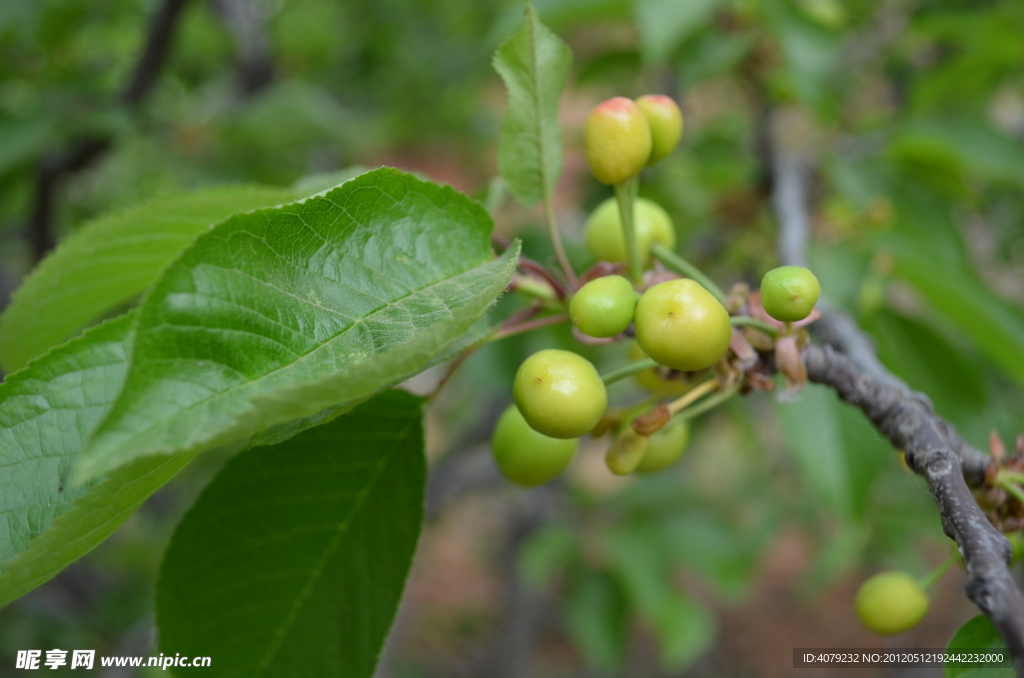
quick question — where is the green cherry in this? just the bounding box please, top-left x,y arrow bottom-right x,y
635,420 -> 690,473
570,275 -> 637,338
513,349 -> 608,439
635,279 -> 732,371
584,97 -> 652,186
761,266 -> 821,322
584,196 -> 676,266
491,405 -> 578,487
636,95 -> 683,165
854,571 -> 930,635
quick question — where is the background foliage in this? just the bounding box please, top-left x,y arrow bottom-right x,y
1,0 -> 1023,675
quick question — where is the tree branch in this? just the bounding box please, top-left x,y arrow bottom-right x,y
27,0 -> 191,262
767,110 -> 1021,654
803,344 -> 1024,661
768,118 -> 990,483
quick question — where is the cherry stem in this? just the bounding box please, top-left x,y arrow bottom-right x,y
542,187 -> 578,288
427,345 -> 479,402
428,310 -> 569,401
997,472 -> 1024,507
510,274 -> 559,303
672,383 -> 741,423
492,313 -> 570,341
614,177 -> 643,285
666,378 -> 719,415
997,469 -> 1024,486
917,550 -> 960,592
650,243 -> 727,304
519,257 -> 569,299
730,316 -> 779,337
600,358 -> 660,385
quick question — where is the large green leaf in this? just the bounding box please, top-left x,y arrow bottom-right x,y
156,390 -> 425,678
493,2 -> 571,208
80,168 -> 518,479
0,313 -> 195,606
634,0 -> 720,64
0,184 -> 305,373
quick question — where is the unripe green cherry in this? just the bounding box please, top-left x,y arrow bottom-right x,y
636,95 -> 683,166
855,571 -> 929,635
635,420 -> 690,473
761,266 -> 821,322
584,97 -> 652,185
584,197 -> 676,266
491,405 -> 578,487
635,279 -> 732,371
513,349 -> 608,439
605,427 -> 648,476
570,275 -> 637,338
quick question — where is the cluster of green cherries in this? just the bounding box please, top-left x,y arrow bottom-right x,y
491,93 -> 948,638
491,94 -> 821,487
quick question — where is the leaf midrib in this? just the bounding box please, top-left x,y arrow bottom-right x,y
251,415 -> 416,676
528,6 -> 554,203
90,254 -> 493,460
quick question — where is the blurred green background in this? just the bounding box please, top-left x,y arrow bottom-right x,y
2,0 -> 1024,675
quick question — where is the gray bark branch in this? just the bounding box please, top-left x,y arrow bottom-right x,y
804,344 -> 1024,661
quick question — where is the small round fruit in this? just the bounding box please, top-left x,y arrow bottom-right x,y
570,275 -> 637,338
513,349 -> 608,439
491,405 -> 578,487
635,279 -> 732,371
636,95 -> 683,165
584,197 -> 676,266
635,420 -> 690,473
760,266 -> 821,322
584,97 -> 652,185
605,427 -> 648,476
854,571 -> 929,635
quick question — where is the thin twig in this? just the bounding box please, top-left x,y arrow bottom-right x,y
518,257 -> 569,299
27,0 -> 191,262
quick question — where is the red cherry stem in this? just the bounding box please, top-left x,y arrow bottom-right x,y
518,257 -> 569,299
492,313 -> 570,341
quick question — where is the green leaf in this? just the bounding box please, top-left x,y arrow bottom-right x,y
649,593 -> 714,671
944,615 -> 1014,677
776,385 -> 852,518
565,568 -> 628,671
493,2 -> 571,208
892,255 -> 1024,390
764,0 -> 839,106
156,390 -> 425,678
634,0 -> 720,64
80,168 -> 518,479
0,184 -> 304,373
0,313 -> 195,605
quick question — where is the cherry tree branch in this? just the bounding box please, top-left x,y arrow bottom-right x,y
767,114 -> 1022,654
803,344 -> 1024,661
768,123 -> 990,483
